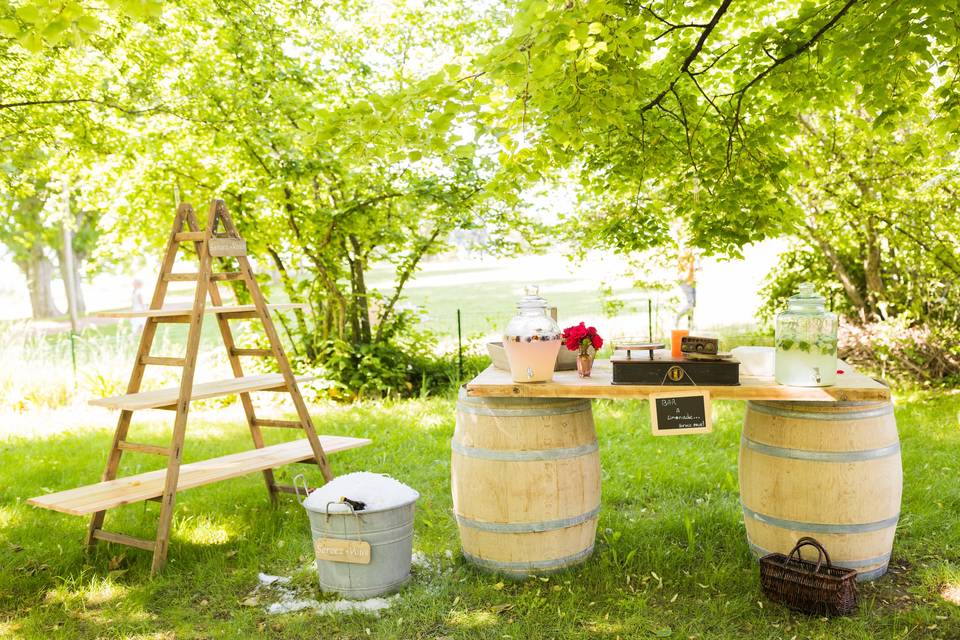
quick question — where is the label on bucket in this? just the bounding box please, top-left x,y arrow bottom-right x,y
314,538 -> 372,565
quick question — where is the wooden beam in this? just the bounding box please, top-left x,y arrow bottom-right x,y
29,437 -> 372,516
164,273 -> 199,281
174,231 -> 206,242
251,418 -> 303,429
231,348 -> 272,357
210,272 -> 244,281
117,441 -> 171,456
141,356 -> 186,367
91,530 -> 156,552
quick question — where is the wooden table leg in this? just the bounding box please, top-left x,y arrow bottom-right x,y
451,388 -> 601,577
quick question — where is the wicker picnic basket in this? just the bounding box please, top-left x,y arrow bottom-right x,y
759,537 -> 858,615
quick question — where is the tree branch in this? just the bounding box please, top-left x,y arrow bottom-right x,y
0,98 -> 164,114
726,0 -> 859,164
640,0 -> 734,112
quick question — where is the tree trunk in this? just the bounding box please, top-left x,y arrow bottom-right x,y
803,223 -> 869,322
266,245 -> 311,358
57,246 -> 86,317
347,236 -> 372,344
863,215 -> 885,318
18,244 -> 61,319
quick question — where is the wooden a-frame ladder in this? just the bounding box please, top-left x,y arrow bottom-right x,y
29,200 -> 370,574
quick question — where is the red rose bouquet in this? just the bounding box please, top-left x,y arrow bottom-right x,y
562,322 -> 603,357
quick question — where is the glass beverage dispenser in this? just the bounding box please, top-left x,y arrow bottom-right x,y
503,286 -> 562,383
774,283 -> 838,387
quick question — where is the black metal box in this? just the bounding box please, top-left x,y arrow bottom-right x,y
611,349 -> 740,386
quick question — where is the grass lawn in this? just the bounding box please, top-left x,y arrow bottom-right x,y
1,391 -> 959,639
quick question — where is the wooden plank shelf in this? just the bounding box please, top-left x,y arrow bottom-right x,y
89,374 -> 314,411
466,356 -> 891,402
29,436 -> 371,516
94,303 -> 306,319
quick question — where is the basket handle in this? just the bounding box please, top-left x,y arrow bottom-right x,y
787,536 -> 832,574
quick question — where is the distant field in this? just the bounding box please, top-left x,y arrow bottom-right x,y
0,249 -> 778,409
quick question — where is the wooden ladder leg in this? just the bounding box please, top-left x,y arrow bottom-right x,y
86,409 -> 135,547
186,205 -> 279,503
212,200 -> 333,482
88,207 -> 191,549
151,217 -> 213,575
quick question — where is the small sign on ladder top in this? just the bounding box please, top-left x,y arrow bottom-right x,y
208,235 -> 247,257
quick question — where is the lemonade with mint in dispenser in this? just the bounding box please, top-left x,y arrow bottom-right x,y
774,283 -> 838,387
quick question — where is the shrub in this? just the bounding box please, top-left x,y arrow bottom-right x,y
838,318 -> 960,386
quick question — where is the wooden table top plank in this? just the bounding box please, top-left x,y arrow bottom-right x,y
465,357 -> 890,402
89,374 -> 314,411
28,436 -> 372,516
94,303 -> 306,318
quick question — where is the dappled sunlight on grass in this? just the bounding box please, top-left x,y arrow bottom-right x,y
44,574 -> 130,609
0,505 -> 20,528
3,393 -> 960,637
446,608 -> 500,630
174,515 -> 235,545
0,621 -> 21,636
584,619 -> 625,634
418,411 -> 451,431
941,584 -> 960,606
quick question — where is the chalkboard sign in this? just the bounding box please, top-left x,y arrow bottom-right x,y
649,390 -> 712,436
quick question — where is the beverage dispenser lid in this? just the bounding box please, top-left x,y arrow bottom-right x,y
517,284 -> 548,310
789,282 -> 825,304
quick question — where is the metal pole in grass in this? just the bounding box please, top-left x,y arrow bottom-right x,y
62,187 -> 80,390
62,223 -> 79,389
647,299 -> 653,342
457,309 -> 463,383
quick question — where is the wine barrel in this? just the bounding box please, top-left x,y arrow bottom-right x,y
452,388 -> 600,577
740,400 -> 901,581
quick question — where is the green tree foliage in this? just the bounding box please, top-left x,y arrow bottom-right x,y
759,107 -> 960,327
478,0 -> 958,254
2,0 -> 538,394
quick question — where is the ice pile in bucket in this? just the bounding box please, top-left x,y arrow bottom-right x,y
303,472 -> 419,513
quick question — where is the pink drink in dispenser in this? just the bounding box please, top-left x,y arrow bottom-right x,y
503,286 -> 562,383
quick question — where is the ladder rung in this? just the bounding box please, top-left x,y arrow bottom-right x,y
174,231 -> 206,241
272,484 -> 300,495
118,441 -> 171,456
92,530 -> 156,552
141,356 -> 186,366
252,418 -> 303,429
231,348 -> 272,357
211,272 -> 244,281
164,272 -> 199,281
218,310 -> 259,320
154,315 -> 191,323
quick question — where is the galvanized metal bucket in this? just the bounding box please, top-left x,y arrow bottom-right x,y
296,475 -> 419,599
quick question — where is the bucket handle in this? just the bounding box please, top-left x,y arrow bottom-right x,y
325,500 -> 364,540
293,474 -> 311,505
